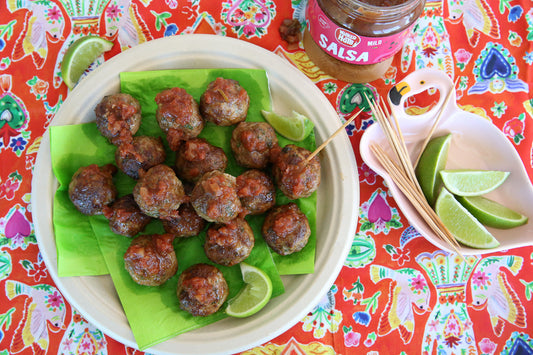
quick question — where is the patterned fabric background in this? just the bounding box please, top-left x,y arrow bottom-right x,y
0,0 -> 532,354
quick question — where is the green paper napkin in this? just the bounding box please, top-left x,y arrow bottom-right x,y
50,68 -> 317,349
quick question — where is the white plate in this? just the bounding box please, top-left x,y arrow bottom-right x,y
32,35 -> 359,354
360,68 -> 533,255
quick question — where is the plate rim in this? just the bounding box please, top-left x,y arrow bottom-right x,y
32,34 -> 359,354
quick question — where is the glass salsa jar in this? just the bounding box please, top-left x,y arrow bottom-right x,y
304,0 -> 425,83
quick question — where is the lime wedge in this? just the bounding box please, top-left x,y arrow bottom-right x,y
261,110 -> 314,141
61,36 -> 113,89
415,133 -> 452,206
456,195 -> 528,229
440,169 -> 510,196
435,188 -> 500,249
226,262 -> 273,318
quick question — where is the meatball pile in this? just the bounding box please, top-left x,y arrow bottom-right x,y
68,76 -> 321,318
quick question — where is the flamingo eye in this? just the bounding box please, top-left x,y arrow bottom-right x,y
420,80 -> 425,85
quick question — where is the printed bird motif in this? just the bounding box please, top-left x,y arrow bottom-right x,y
370,265 -> 431,344
103,0 -> 153,50
5,280 -> 67,355
469,256 -> 526,336
7,0 -> 66,69
446,0 -> 500,47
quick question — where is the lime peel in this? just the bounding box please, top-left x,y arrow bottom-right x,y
261,109 -> 314,141
456,195 -> 528,229
435,188 -> 500,249
226,262 -> 273,318
415,133 -> 452,206
61,35 -> 114,89
440,169 -> 510,196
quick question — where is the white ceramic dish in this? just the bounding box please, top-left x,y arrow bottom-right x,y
360,68 -> 533,255
31,35 -> 359,354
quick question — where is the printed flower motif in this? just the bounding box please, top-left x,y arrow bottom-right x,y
353,311 -> 371,325
344,329 -> 361,347
479,338 -> 497,354
508,5 -> 523,22
391,246 -> 410,266
10,137 -> 27,153
164,23 -> 178,36
472,270 -> 489,288
454,48 -> 472,64
491,101 -> 507,118
524,52 -> 533,65
322,82 -> 337,94
0,178 -> 20,200
46,6 -> 62,22
503,117 -> 525,140
508,31 -> 522,47
454,48 -> 472,71
27,259 -> 48,281
46,291 -> 64,310
358,162 -> 377,185
165,0 -> 178,9
27,76 -> 49,100
106,4 -> 122,21
410,274 -> 427,292
382,66 -> 397,84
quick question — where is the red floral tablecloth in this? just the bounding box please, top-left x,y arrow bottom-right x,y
1,0 -> 533,354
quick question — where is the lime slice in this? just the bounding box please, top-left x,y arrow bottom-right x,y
261,110 -> 314,141
456,195 -> 528,229
435,188 -> 500,249
61,35 -> 113,89
440,169 -> 510,196
226,262 -> 273,318
415,133 -> 452,206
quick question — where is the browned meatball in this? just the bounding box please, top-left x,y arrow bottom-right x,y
115,135 -> 166,179
204,218 -> 254,267
231,121 -> 279,169
102,194 -> 152,237
262,203 -> 311,255
94,93 -> 142,146
133,164 -> 186,220
176,263 -> 229,316
69,164 -> 117,215
175,138 -> 227,183
200,77 -> 249,126
155,87 -> 204,151
272,144 -> 321,199
124,234 -> 177,286
236,170 -> 276,216
162,203 -> 206,238
191,171 -> 242,223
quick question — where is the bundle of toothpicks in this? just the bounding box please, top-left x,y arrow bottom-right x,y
365,94 -> 464,257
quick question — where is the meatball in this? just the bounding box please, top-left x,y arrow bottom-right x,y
69,164 -> 117,215
155,87 -> 204,151
272,144 -> 321,199
231,121 -> 279,169
262,202 -> 311,255
177,263 -> 229,316
200,77 -> 249,126
94,93 -> 142,146
133,164 -> 186,220
175,138 -> 227,183
204,218 -> 254,267
115,135 -> 166,179
102,194 -> 152,237
162,203 -> 207,238
191,171 -> 242,223
124,233 -> 177,286
236,170 -> 276,216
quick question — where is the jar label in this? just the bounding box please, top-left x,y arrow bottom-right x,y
306,0 -> 414,65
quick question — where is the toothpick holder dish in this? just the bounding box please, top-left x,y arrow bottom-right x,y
360,68 -> 533,255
